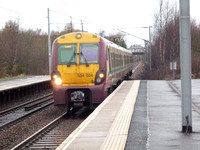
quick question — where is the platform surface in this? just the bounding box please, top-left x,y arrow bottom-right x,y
170,79 -> 200,108
57,80 -> 200,150
126,80 -> 200,150
0,75 -> 50,92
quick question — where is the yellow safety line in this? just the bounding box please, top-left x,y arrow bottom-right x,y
100,80 -> 140,150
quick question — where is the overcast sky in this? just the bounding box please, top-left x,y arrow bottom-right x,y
0,0 -> 200,46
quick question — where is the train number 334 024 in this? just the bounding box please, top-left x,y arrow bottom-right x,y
77,73 -> 93,77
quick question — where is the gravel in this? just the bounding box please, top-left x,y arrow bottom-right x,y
0,104 -> 67,150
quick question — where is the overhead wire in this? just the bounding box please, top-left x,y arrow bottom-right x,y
115,28 -> 149,43
0,6 -> 21,22
0,6 -> 147,46
0,6 -> 21,15
50,9 -> 88,24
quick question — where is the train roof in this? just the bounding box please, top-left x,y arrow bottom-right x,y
100,36 -> 131,54
54,32 -> 132,54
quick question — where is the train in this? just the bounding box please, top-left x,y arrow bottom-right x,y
51,32 -> 133,110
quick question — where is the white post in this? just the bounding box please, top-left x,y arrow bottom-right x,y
179,0 -> 192,133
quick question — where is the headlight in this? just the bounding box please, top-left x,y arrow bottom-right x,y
76,33 -> 82,39
51,71 -> 62,86
55,77 -> 62,85
53,75 -> 58,79
95,70 -> 105,85
99,73 -> 104,79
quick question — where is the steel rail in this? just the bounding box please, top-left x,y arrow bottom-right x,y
11,112 -> 67,150
11,107 -> 90,149
0,93 -> 53,116
0,100 -> 53,131
0,94 -> 54,130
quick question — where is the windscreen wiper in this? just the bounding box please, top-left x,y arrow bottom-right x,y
80,52 -> 89,67
67,51 -> 76,67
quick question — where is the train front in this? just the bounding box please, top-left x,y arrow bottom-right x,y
51,32 -> 107,109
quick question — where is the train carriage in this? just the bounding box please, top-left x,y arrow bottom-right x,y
51,32 -> 133,110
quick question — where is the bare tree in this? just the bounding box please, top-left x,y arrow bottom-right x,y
143,0 -> 180,79
1,21 -> 20,75
153,0 -> 177,64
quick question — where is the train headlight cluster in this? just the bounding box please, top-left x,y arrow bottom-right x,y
51,72 -> 62,86
95,70 -> 105,85
99,73 -> 104,79
55,77 -> 62,85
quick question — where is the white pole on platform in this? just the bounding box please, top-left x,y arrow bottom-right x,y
179,0 -> 192,133
47,8 -> 51,75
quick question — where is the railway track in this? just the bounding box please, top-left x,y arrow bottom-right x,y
0,93 -> 54,130
11,107 -> 91,150
168,81 -> 200,114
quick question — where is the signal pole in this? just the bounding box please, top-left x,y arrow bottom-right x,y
47,8 -> 51,75
179,0 -> 192,133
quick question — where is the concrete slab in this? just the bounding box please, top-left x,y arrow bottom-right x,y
125,80 -> 148,150
0,75 -> 50,92
171,79 -> 200,107
126,80 -> 200,150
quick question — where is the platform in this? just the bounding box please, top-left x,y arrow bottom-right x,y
0,75 -> 51,104
57,80 -> 200,150
0,75 -> 50,92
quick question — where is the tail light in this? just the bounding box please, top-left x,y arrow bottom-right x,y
95,69 -> 106,85
51,71 -> 62,86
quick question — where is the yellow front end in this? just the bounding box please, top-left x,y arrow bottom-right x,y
57,64 -> 99,86
56,32 -> 100,86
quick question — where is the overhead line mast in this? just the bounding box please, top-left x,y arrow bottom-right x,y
47,8 -> 51,75
179,0 -> 192,133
